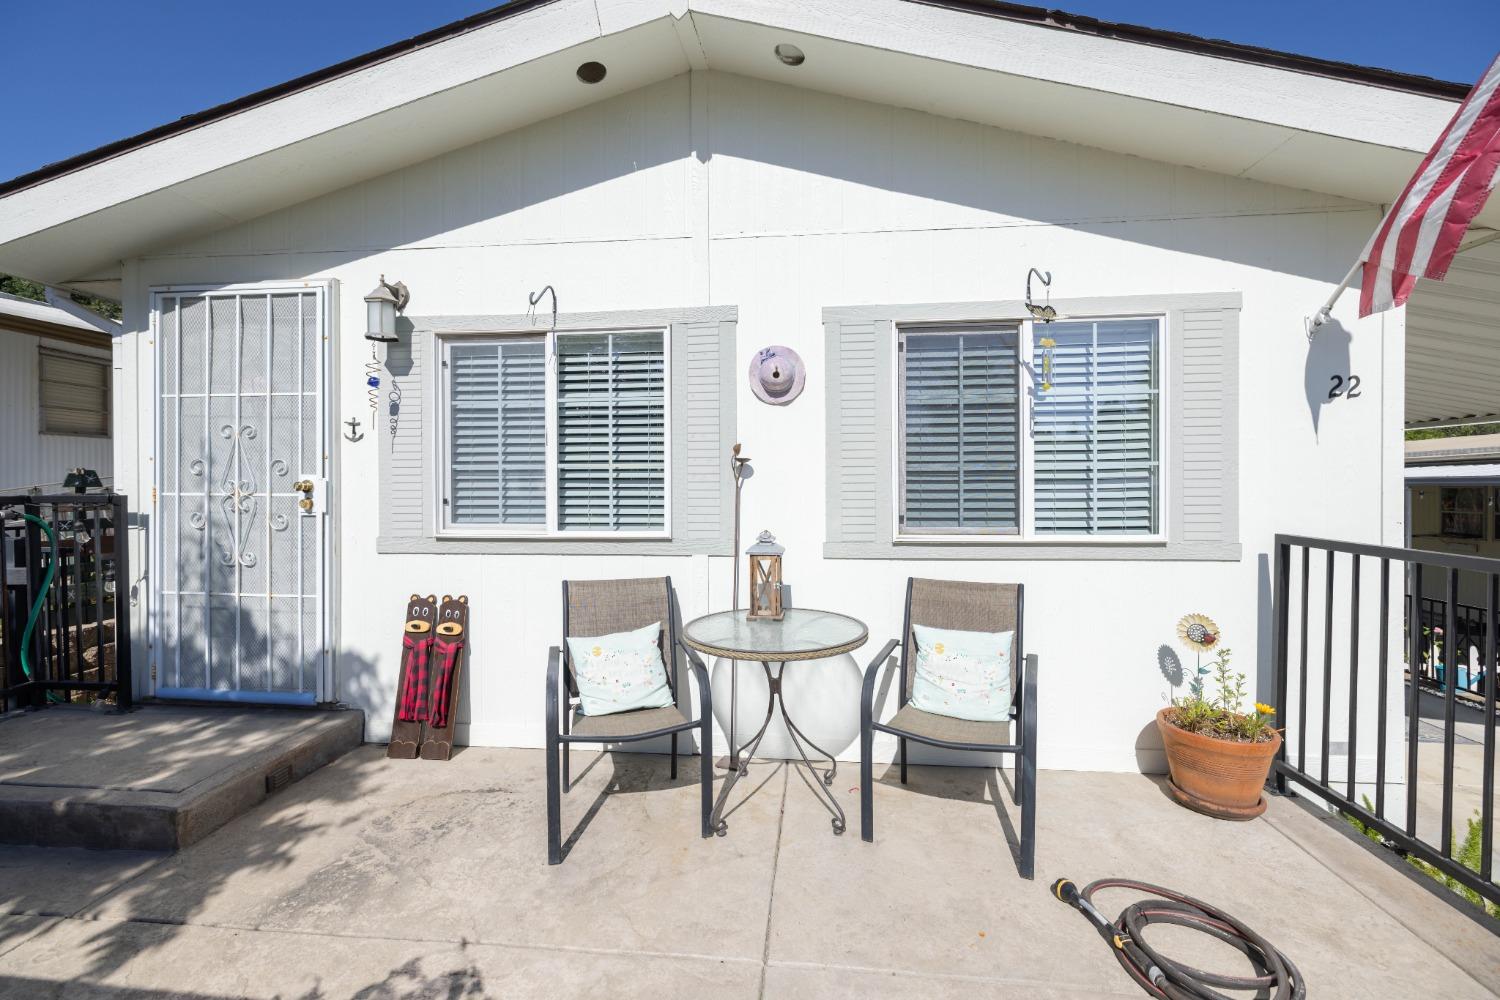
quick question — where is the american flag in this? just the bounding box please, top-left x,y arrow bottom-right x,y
1359,53 -> 1500,317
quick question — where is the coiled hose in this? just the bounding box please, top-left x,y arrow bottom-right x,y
16,512 -> 62,702
1052,876 -> 1305,1000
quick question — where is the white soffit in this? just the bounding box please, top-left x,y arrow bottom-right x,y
1407,241 -> 1500,427
0,0 -> 1480,288
688,2 -> 1471,216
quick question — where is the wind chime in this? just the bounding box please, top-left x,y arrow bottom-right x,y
1025,267 -> 1059,391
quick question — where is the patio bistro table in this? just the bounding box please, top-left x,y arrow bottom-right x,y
682,608 -> 868,836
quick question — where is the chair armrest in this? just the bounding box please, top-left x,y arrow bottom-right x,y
860,639 -> 901,727
545,645 -> 562,735
1022,653 -> 1038,753
677,640 -> 714,725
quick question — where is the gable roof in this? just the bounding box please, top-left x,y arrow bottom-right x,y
0,0 -> 1483,293
0,0 -> 1468,204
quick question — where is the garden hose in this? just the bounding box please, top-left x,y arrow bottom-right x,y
15,512 -> 63,702
1052,876 -> 1306,1000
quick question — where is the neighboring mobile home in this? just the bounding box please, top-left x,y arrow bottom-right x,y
0,0 -> 1488,771
0,289 -> 116,493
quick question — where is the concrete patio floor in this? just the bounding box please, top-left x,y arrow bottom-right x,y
1,746 -> 1498,999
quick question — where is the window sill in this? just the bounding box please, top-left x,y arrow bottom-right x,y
377,535 -> 731,556
826,539 -> 1241,562
436,531 -> 671,542
894,535 -> 1168,545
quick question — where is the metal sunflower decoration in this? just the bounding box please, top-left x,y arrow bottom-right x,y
1176,613 -> 1220,699
1176,613 -> 1219,652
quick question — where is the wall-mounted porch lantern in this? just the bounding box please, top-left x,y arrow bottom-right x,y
364,275 -> 410,343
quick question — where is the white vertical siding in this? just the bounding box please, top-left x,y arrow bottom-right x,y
0,327 -> 114,492
114,70 -> 1401,772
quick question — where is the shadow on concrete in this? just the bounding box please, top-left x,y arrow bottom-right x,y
0,645 -> 384,981
869,761 -> 1024,876
555,749 -> 717,863
0,957 -> 488,1000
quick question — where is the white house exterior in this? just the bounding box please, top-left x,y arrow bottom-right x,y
0,289 -> 117,493
0,0 -> 1482,773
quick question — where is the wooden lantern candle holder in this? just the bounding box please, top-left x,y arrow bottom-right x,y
746,530 -> 785,621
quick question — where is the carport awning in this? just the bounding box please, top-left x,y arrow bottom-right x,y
1406,463 -> 1500,484
1407,240 -> 1500,427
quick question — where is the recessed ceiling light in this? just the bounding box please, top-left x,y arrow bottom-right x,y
576,61 -> 607,84
774,43 -> 805,67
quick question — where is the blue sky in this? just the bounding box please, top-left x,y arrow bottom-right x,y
4,1 -> 1498,182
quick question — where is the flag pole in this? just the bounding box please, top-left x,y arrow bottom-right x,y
1306,259 -> 1362,338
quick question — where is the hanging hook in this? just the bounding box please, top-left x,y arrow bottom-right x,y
527,285 -> 558,332
1025,268 -> 1058,323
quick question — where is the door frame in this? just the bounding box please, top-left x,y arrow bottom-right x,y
147,279 -> 339,704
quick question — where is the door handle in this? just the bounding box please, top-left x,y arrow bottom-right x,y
293,479 -> 315,513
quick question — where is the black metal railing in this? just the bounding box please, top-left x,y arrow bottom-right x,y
1,494 -> 131,711
1415,597 -> 1488,694
1272,535 -> 1498,911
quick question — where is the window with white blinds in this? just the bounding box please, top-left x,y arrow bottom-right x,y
556,331 -> 666,532
440,329 -> 668,535
894,316 -> 1161,538
446,339 -> 545,525
1033,320 -> 1159,535
899,328 -> 1019,533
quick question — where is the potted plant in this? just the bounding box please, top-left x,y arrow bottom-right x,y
1156,614 -> 1281,820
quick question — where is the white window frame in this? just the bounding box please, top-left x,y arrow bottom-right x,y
434,326 -> 672,540
891,312 -> 1169,544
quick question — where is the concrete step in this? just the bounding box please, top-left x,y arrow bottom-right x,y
0,703 -> 364,851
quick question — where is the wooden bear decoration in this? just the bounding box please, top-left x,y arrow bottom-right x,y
419,594 -> 469,761
387,594 -> 436,759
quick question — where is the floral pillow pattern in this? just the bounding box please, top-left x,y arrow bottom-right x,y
566,622 -> 675,717
910,624 -> 1015,723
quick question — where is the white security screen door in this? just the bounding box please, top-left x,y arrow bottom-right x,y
152,287 -> 331,704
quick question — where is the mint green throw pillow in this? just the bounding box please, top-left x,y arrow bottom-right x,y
566,622 -> 675,717
910,623 -> 1014,723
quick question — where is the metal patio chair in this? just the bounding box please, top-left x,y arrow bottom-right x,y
858,577 -> 1038,879
545,576 -> 713,864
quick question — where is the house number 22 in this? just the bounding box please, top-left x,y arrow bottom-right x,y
1328,375 -> 1362,400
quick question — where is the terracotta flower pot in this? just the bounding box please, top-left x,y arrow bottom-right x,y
1155,707 -> 1282,820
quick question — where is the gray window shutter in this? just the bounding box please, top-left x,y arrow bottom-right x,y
671,317 -> 736,550
379,335 -> 427,539
1172,305 -> 1239,545
825,318 -> 893,547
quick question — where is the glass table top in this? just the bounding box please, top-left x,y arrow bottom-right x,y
681,608 -> 868,661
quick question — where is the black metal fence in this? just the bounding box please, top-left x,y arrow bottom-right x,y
1415,596 -> 1488,694
1272,534 -> 1498,911
1,494 -> 131,711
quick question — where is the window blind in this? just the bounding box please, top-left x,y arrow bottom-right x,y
39,347 -> 110,437
556,331 -> 666,531
1033,319 -> 1158,534
900,328 -> 1019,532
447,340 -> 545,524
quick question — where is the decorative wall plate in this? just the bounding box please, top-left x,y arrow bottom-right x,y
749,345 -> 805,405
